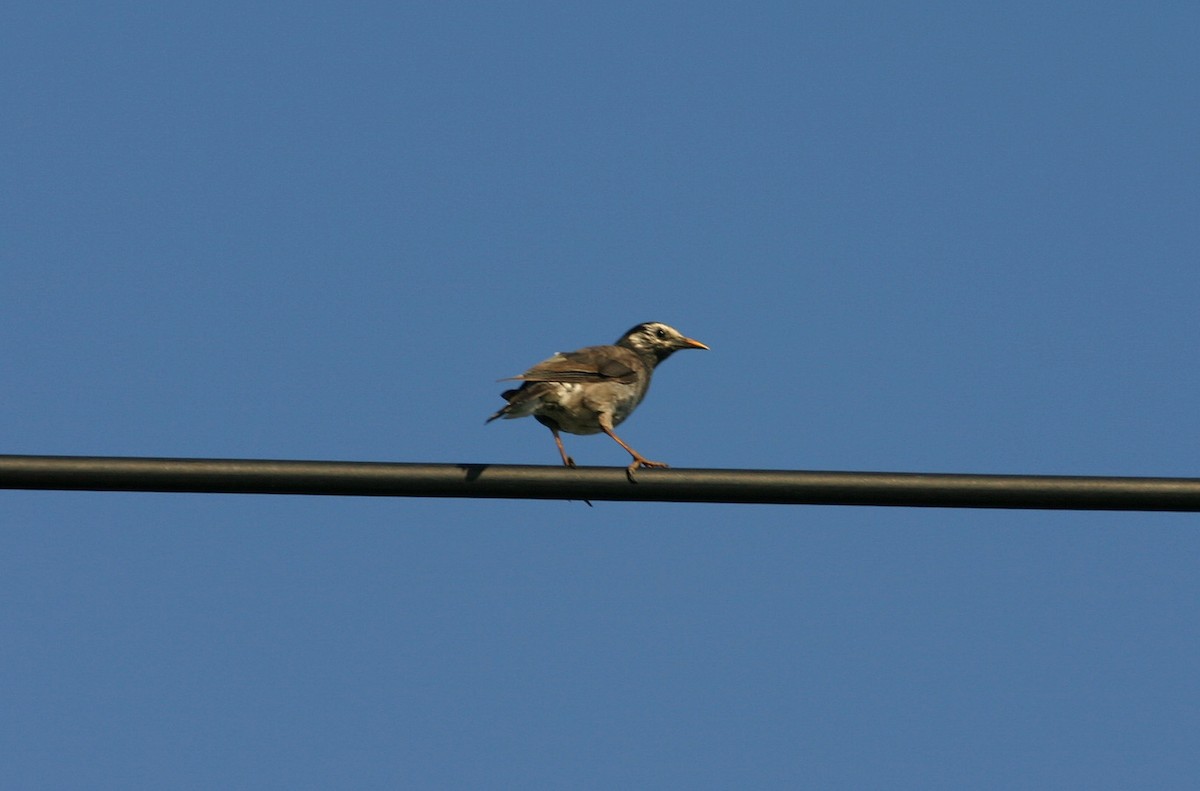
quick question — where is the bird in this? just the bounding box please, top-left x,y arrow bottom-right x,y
487,322 -> 708,479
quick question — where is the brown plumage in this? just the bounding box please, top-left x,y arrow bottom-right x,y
487,322 -> 709,478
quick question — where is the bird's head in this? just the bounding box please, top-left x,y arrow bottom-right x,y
616,322 -> 709,364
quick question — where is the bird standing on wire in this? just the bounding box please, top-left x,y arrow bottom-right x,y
487,322 -> 709,479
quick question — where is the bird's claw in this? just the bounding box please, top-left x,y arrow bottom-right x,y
625,458 -> 669,482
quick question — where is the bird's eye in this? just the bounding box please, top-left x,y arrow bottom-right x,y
655,328 -> 667,339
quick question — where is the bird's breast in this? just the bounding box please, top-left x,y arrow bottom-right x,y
533,380 -> 647,435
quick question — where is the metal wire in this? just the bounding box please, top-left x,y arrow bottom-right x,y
3,454 -> 1200,510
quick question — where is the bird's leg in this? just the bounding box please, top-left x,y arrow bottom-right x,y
549,426 -> 576,467
549,425 -> 592,507
598,415 -> 667,482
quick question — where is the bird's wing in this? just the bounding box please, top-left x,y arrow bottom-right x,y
503,346 -> 641,385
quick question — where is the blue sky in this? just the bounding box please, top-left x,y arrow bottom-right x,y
3,2 -> 1199,788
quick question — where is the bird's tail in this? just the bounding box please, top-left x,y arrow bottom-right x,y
485,388 -> 523,423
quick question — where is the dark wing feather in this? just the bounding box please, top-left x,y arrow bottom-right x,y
503,346 -> 641,385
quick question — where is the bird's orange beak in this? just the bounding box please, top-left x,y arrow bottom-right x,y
680,337 -> 709,350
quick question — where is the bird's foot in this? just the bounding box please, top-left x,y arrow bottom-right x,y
560,456 -> 591,505
625,457 -> 668,482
